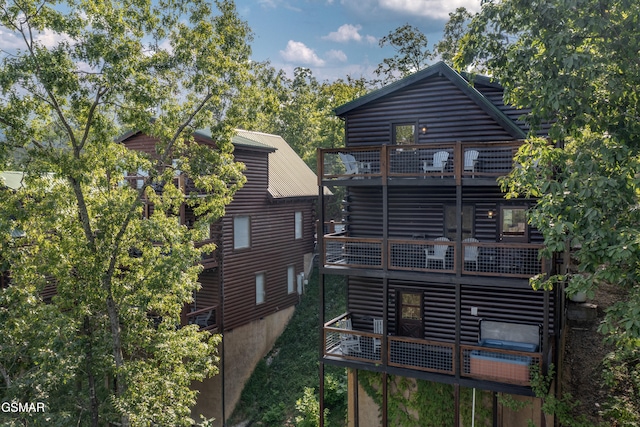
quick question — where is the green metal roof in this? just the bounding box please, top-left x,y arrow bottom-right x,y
235,130 -> 320,199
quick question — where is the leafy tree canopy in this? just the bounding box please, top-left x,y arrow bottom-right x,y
457,0 -> 640,350
374,24 -> 432,84
0,0 -> 251,425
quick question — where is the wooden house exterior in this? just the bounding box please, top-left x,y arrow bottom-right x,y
317,62 -> 565,426
121,129 -> 318,426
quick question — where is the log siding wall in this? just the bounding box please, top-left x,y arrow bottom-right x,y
347,276 -> 555,346
343,75 -> 517,146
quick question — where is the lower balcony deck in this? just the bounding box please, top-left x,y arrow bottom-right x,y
324,314 -> 546,390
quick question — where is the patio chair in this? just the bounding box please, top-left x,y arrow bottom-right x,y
422,151 -> 449,177
373,318 -> 383,352
190,309 -> 213,328
338,318 -> 361,354
425,237 -> 450,268
339,153 -> 371,176
463,237 -> 480,271
464,150 -> 479,178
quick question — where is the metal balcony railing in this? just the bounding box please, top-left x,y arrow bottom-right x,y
323,313 -> 545,387
319,141 -> 524,183
322,235 -> 545,279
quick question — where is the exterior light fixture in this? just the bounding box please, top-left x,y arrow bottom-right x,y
419,125 -> 428,135
488,210 -> 494,219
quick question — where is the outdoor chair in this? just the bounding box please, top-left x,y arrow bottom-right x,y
339,153 -> 371,176
463,237 -> 480,271
425,237 -> 450,268
190,309 -> 213,329
337,318 -> 361,354
373,318 -> 383,352
464,150 -> 479,178
422,151 -> 449,177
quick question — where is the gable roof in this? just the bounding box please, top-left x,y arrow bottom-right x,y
234,130 -> 319,199
334,61 -> 526,139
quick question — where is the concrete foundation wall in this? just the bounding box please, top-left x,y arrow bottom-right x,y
192,306 -> 296,426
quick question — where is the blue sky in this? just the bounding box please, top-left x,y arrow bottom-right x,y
235,0 -> 481,81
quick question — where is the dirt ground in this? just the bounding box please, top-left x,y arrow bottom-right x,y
562,282 -> 627,425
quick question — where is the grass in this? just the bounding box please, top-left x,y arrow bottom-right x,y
227,268 -> 347,427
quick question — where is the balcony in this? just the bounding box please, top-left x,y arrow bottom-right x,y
323,234 -> 545,279
324,313 -> 544,387
318,141 -> 523,184
185,304 -> 218,332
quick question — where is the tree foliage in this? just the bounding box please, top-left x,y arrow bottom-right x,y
457,0 -> 640,353
374,24 -> 432,84
433,7 -> 473,67
0,0 -> 251,425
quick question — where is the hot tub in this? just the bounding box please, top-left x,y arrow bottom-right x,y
469,339 -> 538,383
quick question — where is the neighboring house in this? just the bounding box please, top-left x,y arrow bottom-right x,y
120,129 -> 318,426
317,62 -> 565,426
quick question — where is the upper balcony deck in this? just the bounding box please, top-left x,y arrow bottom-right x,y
318,141 -> 523,186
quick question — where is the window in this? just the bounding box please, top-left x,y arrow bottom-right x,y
295,211 -> 303,240
393,123 -> 416,145
256,273 -> 265,304
500,206 -> 528,242
233,216 -> 250,249
287,266 -> 295,294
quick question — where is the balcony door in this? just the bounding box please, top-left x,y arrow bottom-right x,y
397,291 -> 423,338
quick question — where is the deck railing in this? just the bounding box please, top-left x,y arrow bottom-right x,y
186,304 -> 218,332
323,235 -> 544,278
319,141 -> 524,183
323,314 -> 543,387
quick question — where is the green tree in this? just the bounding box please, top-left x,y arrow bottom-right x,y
374,24 -> 432,84
0,0 -> 251,425
457,1 -> 640,420
433,7 -> 473,67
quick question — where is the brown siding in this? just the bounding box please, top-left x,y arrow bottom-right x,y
346,186 -> 540,243
347,276 -> 555,346
122,134 -> 316,333
222,147 -> 315,331
344,75 -> 516,146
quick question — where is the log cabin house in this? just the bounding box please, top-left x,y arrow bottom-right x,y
317,62 -> 566,426
120,129 -> 318,426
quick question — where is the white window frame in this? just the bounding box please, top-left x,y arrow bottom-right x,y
256,272 -> 266,305
295,211 -> 303,240
287,265 -> 295,294
234,216 -> 250,250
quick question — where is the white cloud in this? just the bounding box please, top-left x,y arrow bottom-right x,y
0,28 -> 73,51
323,24 -> 362,43
257,0 -> 302,12
378,0 -> 481,20
326,49 -> 347,63
322,24 -> 378,45
0,30 -> 22,50
35,28 -> 73,48
341,0 -> 481,21
279,40 -> 325,67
